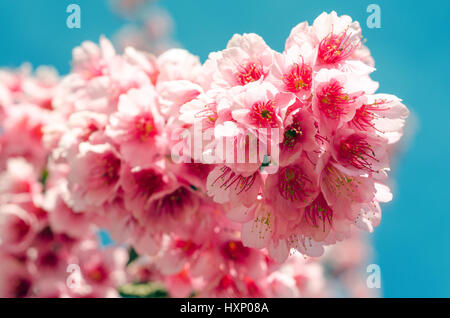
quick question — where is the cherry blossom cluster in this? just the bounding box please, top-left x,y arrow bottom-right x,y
49,10 -> 407,281
0,65 -> 129,298
124,232 -> 376,297
180,11 -> 409,261
0,156 -> 127,297
0,65 -> 60,171
127,245 -> 326,298
0,11 -> 408,298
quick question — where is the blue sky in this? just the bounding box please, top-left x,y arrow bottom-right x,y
1,0 -> 449,297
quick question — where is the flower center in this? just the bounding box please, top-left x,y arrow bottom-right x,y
102,153 -> 121,185
317,79 -> 360,120
318,29 -> 358,64
222,240 -> 250,262
283,62 -> 312,93
82,123 -> 100,141
278,166 -> 313,203
283,121 -> 303,148
351,99 -> 390,132
39,251 -> 59,268
156,187 -> 191,217
236,62 -> 263,85
216,274 -> 242,296
244,277 -> 260,296
175,240 -> 198,256
250,101 -> 279,128
304,194 -> 333,232
14,278 -> 31,298
133,168 -> 165,198
87,264 -> 108,283
195,103 -> 218,127
13,218 -> 30,243
323,164 -> 362,203
134,114 -> 156,142
338,135 -> 378,172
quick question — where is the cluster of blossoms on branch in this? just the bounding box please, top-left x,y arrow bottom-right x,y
0,67 -> 128,297
0,11 -> 408,297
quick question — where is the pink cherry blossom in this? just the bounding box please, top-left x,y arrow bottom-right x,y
106,87 -> 166,167
0,253 -> 33,298
212,33 -> 274,88
0,204 -> 36,253
67,142 -> 122,211
312,69 -> 365,134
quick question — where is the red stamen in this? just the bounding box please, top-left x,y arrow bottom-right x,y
283,61 -> 312,93
283,120 -> 303,148
351,99 -> 390,132
194,103 -> 218,128
249,100 -> 279,128
212,166 -> 257,195
318,28 -> 359,64
278,166 -> 313,203
317,79 -> 361,120
338,134 -> 378,172
236,62 -> 263,85
304,194 -> 333,232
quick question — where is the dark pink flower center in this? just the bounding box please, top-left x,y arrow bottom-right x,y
317,79 -> 360,120
14,277 -> 32,298
186,163 -> 212,180
86,264 -> 108,283
338,134 -> 378,172
236,62 -> 263,85
134,114 -> 157,142
318,29 -> 358,64
39,251 -> 59,268
218,274 -> 237,291
156,187 -> 190,216
102,153 -> 121,185
222,240 -> 250,262
133,169 -> 165,198
12,218 -> 30,243
283,121 -> 303,149
81,122 -> 100,141
283,62 -> 312,93
175,239 -> 199,256
212,166 -> 257,195
250,100 -> 279,128
244,277 -> 261,297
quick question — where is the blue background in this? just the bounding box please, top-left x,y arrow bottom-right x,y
0,0 -> 449,297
